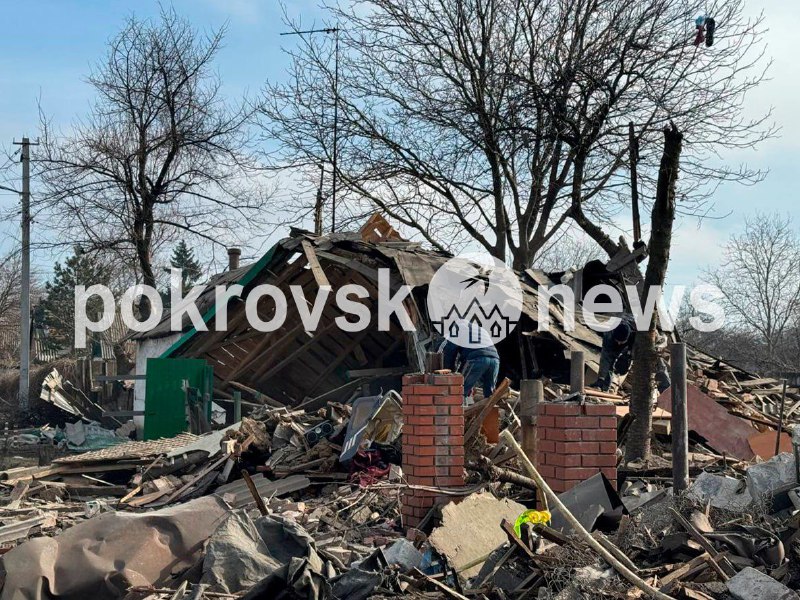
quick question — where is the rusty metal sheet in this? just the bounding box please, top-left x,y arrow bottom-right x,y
0,495 -> 230,600
657,384 -> 757,460
749,430 -> 793,460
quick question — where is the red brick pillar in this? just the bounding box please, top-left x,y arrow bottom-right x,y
401,373 -> 465,528
536,402 -> 617,493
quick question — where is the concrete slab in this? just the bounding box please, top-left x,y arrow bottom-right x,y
429,492 -> 526,578
726,567 -> 798,600
687,472 -> 753,512
746,453 -> 797,500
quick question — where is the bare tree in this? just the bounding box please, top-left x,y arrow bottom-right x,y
34,8 -> 267,315
532,227 -> 604,272
703,213 -> 800,373
263,0 -> 771,268
626,123 -> 682,462
0,250 -> 21,325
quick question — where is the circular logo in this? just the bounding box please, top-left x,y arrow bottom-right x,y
427,254 -> 523,348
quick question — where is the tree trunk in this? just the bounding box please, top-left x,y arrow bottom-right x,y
133,207 -> 156,320
625,124 -> 683,462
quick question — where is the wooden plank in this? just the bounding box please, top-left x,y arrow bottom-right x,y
346,366 -> 407,378
254,319 -> 342,385
670,509 -> 734,580
306,329 -> 372,394
301,240 -> 331,288
95,374 -> 145,381
221,322 -> 305,385
465,378 -> 511,444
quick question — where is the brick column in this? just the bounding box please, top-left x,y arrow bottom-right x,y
536,402 -> 617,493
401,373 -> 465,528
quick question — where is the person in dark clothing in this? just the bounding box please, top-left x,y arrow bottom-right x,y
441,322 -> 500,401
596,313 -> 671,393
596,313 -> 636,391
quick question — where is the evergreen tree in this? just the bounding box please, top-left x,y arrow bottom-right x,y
41,250 -> 112,350
170,240 -> 202,292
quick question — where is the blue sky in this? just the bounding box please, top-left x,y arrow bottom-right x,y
0,0 -> 795,288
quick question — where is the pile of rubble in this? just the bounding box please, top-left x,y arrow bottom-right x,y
0,356 -> 799,599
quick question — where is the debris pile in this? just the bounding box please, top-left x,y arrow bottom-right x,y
1,226 -> 799,598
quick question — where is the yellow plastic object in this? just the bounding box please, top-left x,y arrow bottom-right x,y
513,509 -> 552,537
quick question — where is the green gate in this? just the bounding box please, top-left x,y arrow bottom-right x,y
143,358 -> 213,440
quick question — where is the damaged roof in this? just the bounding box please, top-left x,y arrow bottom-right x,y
132,223 -> 606,406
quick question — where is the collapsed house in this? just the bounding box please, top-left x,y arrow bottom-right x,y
130,218 -> 606,439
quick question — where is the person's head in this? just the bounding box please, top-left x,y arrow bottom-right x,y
612,322 -> 632,347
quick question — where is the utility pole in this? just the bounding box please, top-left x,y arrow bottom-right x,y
280,26 -> 340,232
13,137 -> 36,412
670,342 -> 689,494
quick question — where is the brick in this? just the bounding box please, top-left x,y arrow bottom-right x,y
412,466 -> 436,477
449,466 -> 464,477
561,480 -> 586,492
406,475 -> 435,485
403,494 -> 424,507
542,403 -> 582,416
434,455 -> 462,466
436,476 -> 465,487
560,467 -> 601,480
584,403 -> 617,416
433,374 -> 463,385
547,428 -> 582,441
406,415 -> 434,426
439,394 -> 464,405
415,446 -> 437,456
402,374 -> 424,385
415,405 -> 441,416
561,416 -> 600,429
601,468 -> 618,484
538,464 -> 556,479
434,415 -> 463,426
538,440 -> 556,453
415,426 -> 437,436
406,435 -> 435,447
449,385 -> 465,394
556,441 -> 599,454
537,415 -> 556,428
405,394 -> 434,405
599,417 -> 618,429
581,429 -> 617,442
450,446 -> 465,456
414,385 -> 446,395
599,442 -> 617,454
548,453 -> 582,467
582,454 -> 618,468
